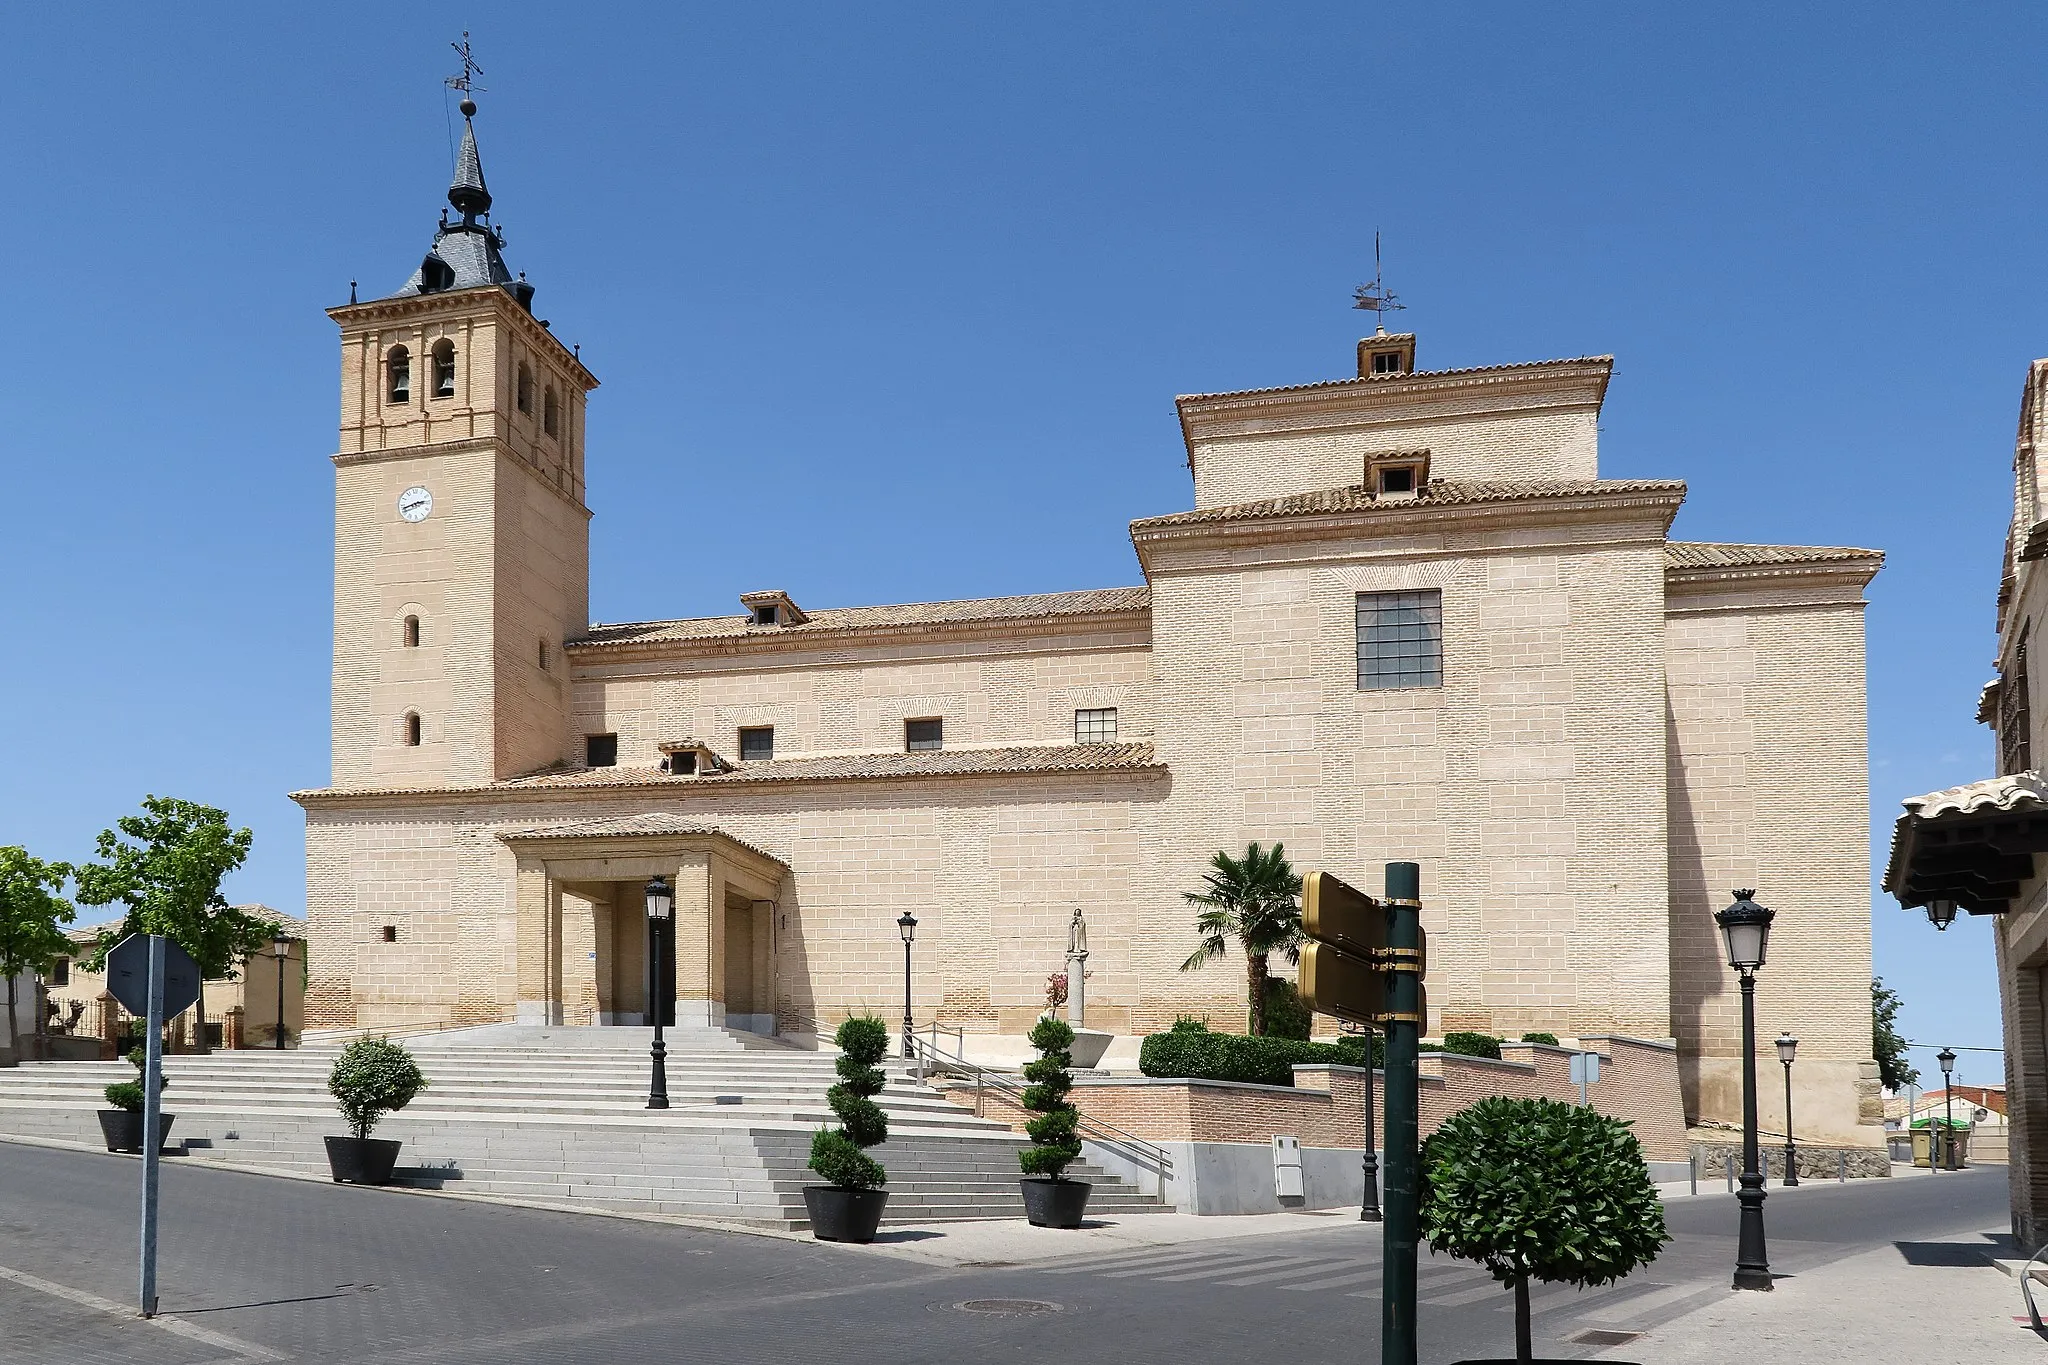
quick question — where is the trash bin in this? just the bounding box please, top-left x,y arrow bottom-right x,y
1912,1127 -> 1933,1167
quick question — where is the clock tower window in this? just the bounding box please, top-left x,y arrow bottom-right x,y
516,363 -> 534,415
403,712 -> 423,747
402,615 -> 420,648
431,340 -> 456,399
542,386 -> 560,438
386,346 -> 411,403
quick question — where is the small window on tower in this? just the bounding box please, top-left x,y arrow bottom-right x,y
516,363 -> 534,415
387,346 -> 411,403
538,638 -> 550,671
382,925 -> 398,943
1371,350 -> 1405,376
431,340 -> 456,398
586,734 -> 619,768
739,726 -> 775,761
543,388 -> 560,438
403,711 -> 423,746
403,615 -> 420,648
905,718 -> 943,752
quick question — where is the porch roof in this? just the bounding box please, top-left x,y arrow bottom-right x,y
1884,770 -> 2048,915
496,815 -> 788,869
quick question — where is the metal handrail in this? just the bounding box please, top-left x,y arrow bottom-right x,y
904,1028 -> 1174,1198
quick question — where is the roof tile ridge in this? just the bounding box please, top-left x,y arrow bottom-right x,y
1176,354 -> 1617,404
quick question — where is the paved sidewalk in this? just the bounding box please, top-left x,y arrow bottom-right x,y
1593,1224 -> 2043,1362
840,1206 -> 1368,1266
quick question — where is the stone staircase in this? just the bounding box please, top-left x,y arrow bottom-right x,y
0,1025 -> 1164,1229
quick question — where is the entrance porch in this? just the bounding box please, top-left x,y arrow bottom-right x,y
499,818 -> 787,1035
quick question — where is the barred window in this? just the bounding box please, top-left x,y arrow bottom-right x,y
905,718 -> 943,752
739,726 -> 775,761
1074,708 -> 1118,744
1356,590 -> 1443,690
2002,636 -> 2032,776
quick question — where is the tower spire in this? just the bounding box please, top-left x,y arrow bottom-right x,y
445,32 -> 491,222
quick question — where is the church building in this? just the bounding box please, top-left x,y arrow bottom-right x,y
296,99 -> 1887,1142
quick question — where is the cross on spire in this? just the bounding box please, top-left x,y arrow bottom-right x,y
447,32 -> 486,116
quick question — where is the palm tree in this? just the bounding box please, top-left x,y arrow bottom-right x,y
1179,842 -> 1304,1037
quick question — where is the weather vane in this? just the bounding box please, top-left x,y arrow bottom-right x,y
1352,231 -> 1404,334
447,32 -> 486,105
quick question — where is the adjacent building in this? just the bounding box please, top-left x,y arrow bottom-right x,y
297,100 -> 1886,1142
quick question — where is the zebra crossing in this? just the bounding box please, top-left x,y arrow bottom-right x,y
1030,1239 -> 1708,1325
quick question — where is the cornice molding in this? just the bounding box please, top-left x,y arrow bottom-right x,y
329,286 -> 598,391
331,434 -> 593,520
564,607 -> 1153,665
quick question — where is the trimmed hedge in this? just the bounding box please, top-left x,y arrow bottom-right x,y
1440,1032 -> 1504,1060
1140,1024 -> 1378,1086
1520,1032 -> 1560,1046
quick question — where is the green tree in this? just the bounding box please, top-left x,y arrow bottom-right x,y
1420,1097 -> 1670,1364
1872,977 -> 1919,1090
1179,842 -> 1303,1037
1020,1016 -> 1083,1178
808,1016 -> 891,1190
74,797 -> 274,1054
0,848 -> 75,1063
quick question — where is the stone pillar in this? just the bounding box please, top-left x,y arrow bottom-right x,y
98,992 -> 119,1060
225,1006 -> 245,1051
514,858 -> 564,1026
670,854 -> 719,1027
752,899 -> 775,1035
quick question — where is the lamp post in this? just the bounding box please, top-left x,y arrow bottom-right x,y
1358,1021 -> 1381,1222
1925,898 -> 1958,931
897,910 -> 918,1060
1775,1032 -> 1799,1187
269,936 -> 293,1050
645,877 -> 672,1110
1938,1047 -> 1958,1170
1715,889 -> 1776,1291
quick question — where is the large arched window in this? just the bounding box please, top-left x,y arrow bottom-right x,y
403,711 -> 423,747
402,615 -> 420,648
516,363 -> 534,415
431,339 -> 456,399
387,346 -> 411,403
542,386 -> 560,438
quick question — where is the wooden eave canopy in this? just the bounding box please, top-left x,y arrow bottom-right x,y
1886,805 -> 2048,915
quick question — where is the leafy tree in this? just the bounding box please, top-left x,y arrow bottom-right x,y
74,797 -> 274,1054
0,848 -> 75,1063
1872,977 -> 1919,1090
1420,1097 -> 1669,1364
809,1016 -> 890,1189
1020,1016 -> 1083,1178
328,1037 -> 427,1139
1179,842 -> 1304,1037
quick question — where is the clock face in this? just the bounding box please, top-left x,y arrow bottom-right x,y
397,486 -> 433,523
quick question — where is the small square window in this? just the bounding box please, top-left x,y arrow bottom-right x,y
752,605 -> 778,626
1371,350 -> 1404,375
586,734 -> 619,767
1075,708 -> 1118,745
739,726 -> 775,761
905,718 -> 943,752
666,750 -> 698,775
381,925 -> 398,943
1378,465 -> 1414,494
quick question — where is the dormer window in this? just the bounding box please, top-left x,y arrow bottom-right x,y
431,339 -> 456,398
740,591 -> 807,627
1370,350 -> 1404,375
1364,449 -> 1431,500
753,605 -> 778,626
1378,465 -> 1414,494
387,346 -> 411,403
659,739 -> 730,776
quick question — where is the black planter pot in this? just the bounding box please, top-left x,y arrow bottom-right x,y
804,1185 -> 889,1242
96,1109 -> 175,1154
324,1135 -> 403,1185
1020,1177 -> 1093,1228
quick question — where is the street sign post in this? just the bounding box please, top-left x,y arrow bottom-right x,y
1298,866 -> 1427,1365
1571,1050 -> 1601,1107
105,933 -> 197,1319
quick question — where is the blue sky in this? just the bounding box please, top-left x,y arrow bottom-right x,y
0,6 -> 2027,1068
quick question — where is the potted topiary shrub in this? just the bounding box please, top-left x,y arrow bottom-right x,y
804,1016 -> 891,1242
1019,1015 -> 1090,1227
1420,1096 -> 1669,1364
97,1046 -> 172,1154
324,1037 -> 427,1185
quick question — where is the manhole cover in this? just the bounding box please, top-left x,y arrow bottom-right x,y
1570,1329 -> 1643,1346
955,1299 -> 1062,1316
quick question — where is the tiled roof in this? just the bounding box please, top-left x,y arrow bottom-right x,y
1664,542 -> 1883,570
1131,479 -> 1685,531
496,816 -> 787,865
500,743 -> 1161,790
572,586 -> 1151,650
1899,771 -> 2048,820
295,744 -> 1163,804
1176,355 -> 1613,406
65,907 -> 306,947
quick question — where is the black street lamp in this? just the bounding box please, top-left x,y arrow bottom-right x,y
1925,898 -> 1959,931
1938,1047 -> 1958,1170
897,911 -> 918,1060
1359,1022 -> 1381,1223
1715,888 -> 1776,1292
645,877 -> 673,1110
1775,1033 -> 1799,1187
269,936 -> 293,1050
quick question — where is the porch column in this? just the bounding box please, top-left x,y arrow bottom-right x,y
753,899 -> 776,1033
671,853 -> 721,1027
513,857 -> 563,1025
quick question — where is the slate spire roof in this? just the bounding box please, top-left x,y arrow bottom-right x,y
387,96 -> 535,311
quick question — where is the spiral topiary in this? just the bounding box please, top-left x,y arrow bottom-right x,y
1020,1015 -> 1083,1179
104,1045 -> 167,1113
808,1015 -> 890,1190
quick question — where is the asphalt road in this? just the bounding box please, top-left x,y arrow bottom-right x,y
0,1140 -> 2008,1365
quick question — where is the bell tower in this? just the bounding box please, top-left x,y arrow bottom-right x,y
327,93 -> 598,789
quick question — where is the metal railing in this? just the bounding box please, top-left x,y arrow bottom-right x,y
905,1025 -> 1174,1199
